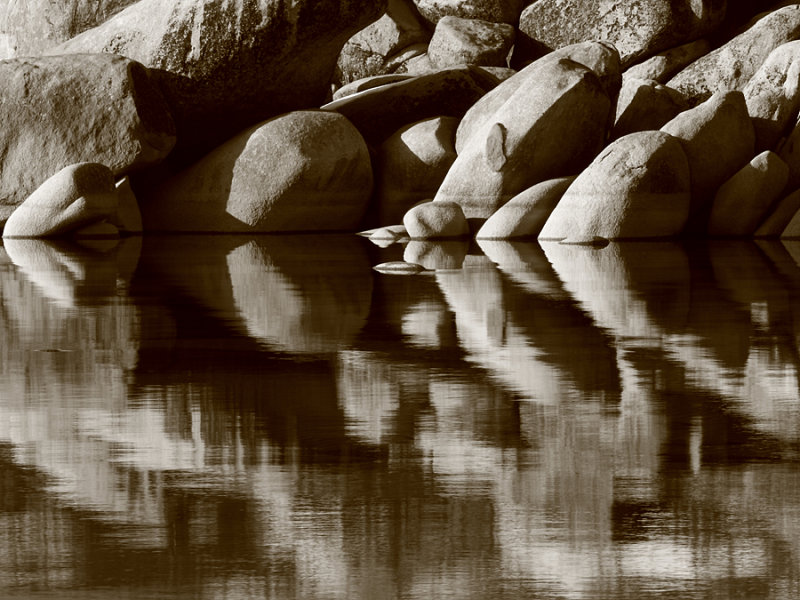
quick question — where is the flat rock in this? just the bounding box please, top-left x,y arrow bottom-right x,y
3,163 -> 118,238
373,261 -> 426,274
708,151 -> 789,236
0,53 -> 175,224
538,130 -> 691,240
52,0 -> 387,164
428,16 -> 515,69
142,110 -> 372,232
668,5 -> 800,105
435,58 -> 611,221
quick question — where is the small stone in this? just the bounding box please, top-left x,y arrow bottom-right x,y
373,261 -> 426,274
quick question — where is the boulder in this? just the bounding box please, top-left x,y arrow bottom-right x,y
623,39 -> 712,83
517,0 -> 725,68
475,177 -> 575,239
780,200 -> 800,237
333,0 -> 431,88
0,53 -> 175,224
373,116 -> 459,226
708,151 -> 789,236
112,177 -> 143,235
141,110 -> 372,232
322,65 -> 499,145
455,41 -> 621,153
660,90 -> 755,229
611,78 -> 688,141
668,5 -> 800,105
435,58 -> 611,222
428,16 -> 515,68
411,0 -> 524,26
0,0 -> 137,59
538,131 -> 691,240
52,0 -> 387,163
3,163 -> 118,238
777,117 -> 800,189
743,40 -> 800,152
756,188 -> 800,237
403,201 -> 469,238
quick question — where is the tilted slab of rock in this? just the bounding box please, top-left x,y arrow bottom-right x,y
518,0 -> 725,68
52,0 -> 387,163
743,40 -> 800,153
3,163 -> 118,238
322,65 -> 499,145
756,188 -> 800,237
428,16 -> 515,69
435,58 -> 611,222
0,53 -> 175,224
623,39 -> 711,83
538,131 -> 691,241
611,77 -> 687,141
334,0 -> 431,88
475,176 -> 575,239
0,0 -> 137,59
141,110 -> 373,233
777,118 -> 800,190
661,90 -> 755,230
412,0 -> 523,26
708,151 -> 789,236
455,41 -> 621,153
668,4 -> 800,105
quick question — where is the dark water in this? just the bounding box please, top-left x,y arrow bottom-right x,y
1,234 -> 800,600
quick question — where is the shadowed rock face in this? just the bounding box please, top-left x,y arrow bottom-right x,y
52,0 -> 388,164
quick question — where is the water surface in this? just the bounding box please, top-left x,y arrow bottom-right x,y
1,234 -> 800,599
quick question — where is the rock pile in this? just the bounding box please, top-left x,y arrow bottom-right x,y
5,1 -> 800,242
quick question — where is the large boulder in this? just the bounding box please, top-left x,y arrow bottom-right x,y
0,53 -> 175,224
411,0 -> 523,26
668,4 -> 800,105
372,116 -> 459,226
434,58 -> 611,222
455,41 -> 621,153
141,110 -> 373,233
517,0 -> 725,68
333,0 -> 431,88
52,0 -> 387,163
3,163 -> 118,238
403,201 -> 469,239
743,40 -> 800,152
708,151 -> 789,236
475,176 -> 574,239
538,131 -> 691,241
322,65 -> 499,145
611,77 -> 687,141
0,0 -> 137,59
427,16 -> 515,69
660,90 -> 755,230
623,39 -> 711,83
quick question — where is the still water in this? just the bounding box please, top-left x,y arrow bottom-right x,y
1,234 -> 800,599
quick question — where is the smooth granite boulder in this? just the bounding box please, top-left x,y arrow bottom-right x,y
708,151 -> 789,236
455,41 -> 621,153
428,16 -> 515,68
373,116 -> 459,226
743,40 -> 800,152
517,0 -> 725,67
777,118 -> 800,189
112,177 -> 143,235
52,0 -> 387,163
435,58 -> 611,222
411,0 -> 524,26
0,53 -> 174,224
403,201 -> 469,239
661,90 -> 755,229
475,176 -> 575,239
333,0 -> 431,88
611,78 -> 688,141
756,188 -> 800,237
142,110 -> 372,232
538,131 -> 691,241
3,163 -> 118,238
322,65 -> 499,145
668,4 -> 800,105
623,39 -> 712,83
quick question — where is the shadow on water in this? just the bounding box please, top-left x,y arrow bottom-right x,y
2,235 -> 800,598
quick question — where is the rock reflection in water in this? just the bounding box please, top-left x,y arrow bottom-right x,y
0,236 -> 799,598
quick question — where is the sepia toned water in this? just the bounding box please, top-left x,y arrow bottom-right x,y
1,234 -> 800,600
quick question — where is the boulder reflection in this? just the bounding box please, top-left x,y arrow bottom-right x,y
0,236 -> 799,598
